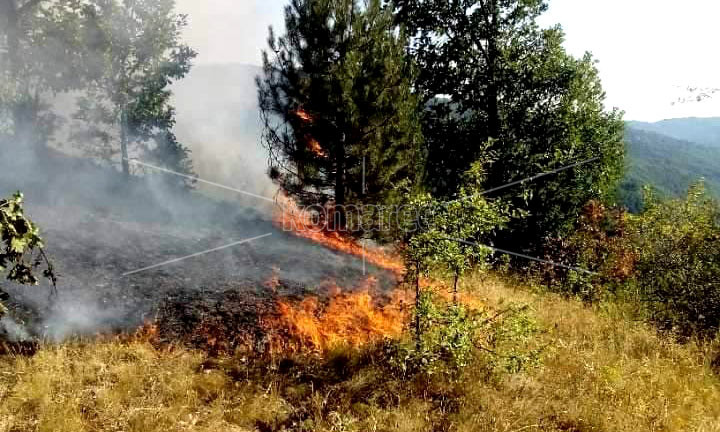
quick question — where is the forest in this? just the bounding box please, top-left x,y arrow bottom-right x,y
2,1 -> 720,431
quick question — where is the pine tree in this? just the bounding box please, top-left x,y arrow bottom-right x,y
395,0 -> 625,252
258,0 -> 422,231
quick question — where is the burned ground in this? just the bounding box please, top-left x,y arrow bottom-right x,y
0,151 -> 397,343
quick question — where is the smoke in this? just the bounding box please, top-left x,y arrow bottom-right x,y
0,2 -> 394,342
171,63 -> 276,202
173,1 -> 285,66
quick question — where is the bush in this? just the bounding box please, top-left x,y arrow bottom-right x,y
628,183 -> 720,337
542,200 -> 634,302
0,192 -> 56,318
549,183 -> 720,337
389,291 -> 541,379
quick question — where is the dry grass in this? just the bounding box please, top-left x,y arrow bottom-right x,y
455,273 -> 720,432
1,274 -> 720,431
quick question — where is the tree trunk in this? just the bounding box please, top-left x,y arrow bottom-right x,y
3,0 -> 44,154
486,0 -> 501,143
414,262 -> 421,349
3,0 -> 26,146
453,273 -> 459,305
333,132 -> 347,229
120,109 -> 130,178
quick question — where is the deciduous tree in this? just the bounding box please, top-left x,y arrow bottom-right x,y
395,0 -> 625,252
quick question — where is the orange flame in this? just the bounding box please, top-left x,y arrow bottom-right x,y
295,108 -> 313,123
270,277 -> 409,352
274,195 -> 404,274
307,137 -> 327,157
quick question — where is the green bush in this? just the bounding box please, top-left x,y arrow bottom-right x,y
628,183 -> 720,337
389,291 -> 541,379
542,200 -> 634,302
0,192 -> 56,317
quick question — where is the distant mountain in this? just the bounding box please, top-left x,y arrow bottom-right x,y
621,122 -> 720,212
628,117 -> 720,147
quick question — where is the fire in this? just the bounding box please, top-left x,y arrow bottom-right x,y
295,108 -> 313,123
269,277 -> 409,352
307,137 -> 327,157
274,195 -> 405,274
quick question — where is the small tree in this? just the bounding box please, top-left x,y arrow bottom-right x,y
400,160 -> 510,343
0,192 -> 56,317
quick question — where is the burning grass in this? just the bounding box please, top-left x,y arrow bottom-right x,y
271,284 -> 410,352
2,274 -> 720,431
273,195 -> 405,274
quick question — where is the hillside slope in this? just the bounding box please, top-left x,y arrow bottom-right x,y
620,126 -> 720,211
629,117 -> 720,147
2,274 -> 719,431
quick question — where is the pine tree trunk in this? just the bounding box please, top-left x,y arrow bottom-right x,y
334,132 -> 347,229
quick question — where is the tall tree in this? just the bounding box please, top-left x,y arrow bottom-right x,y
395,0 -> 624,252
71,0 -> 196,183
258,0 -> 422,230
0,0 -> 85,152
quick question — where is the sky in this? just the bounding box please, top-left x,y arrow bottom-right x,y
175,0 -> 720,122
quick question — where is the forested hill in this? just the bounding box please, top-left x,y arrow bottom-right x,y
621,120 -> 720,212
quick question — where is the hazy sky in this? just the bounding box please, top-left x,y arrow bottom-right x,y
175,0 -> 720,122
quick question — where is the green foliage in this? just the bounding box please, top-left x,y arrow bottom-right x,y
258,0 -> 423,228
551,183 -> 720,337
389,292 -> 541,379
542,201 -> 634,302
70,0 -> 197,183
0,192 -> 56,317
401,160 -> 511,285
395,291 -> 481,376
0,0 -> 89,150
484,304 -> 542,374
395,0 -> 625,252
627,183 -> 720,337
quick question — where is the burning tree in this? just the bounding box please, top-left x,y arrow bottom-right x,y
257,0 -> 422,230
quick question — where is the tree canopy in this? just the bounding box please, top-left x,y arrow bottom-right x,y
395,0 -> 625,252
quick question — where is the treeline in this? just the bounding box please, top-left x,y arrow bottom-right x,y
0,0 -> 195,186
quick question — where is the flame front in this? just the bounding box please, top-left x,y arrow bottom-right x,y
274,195 -> 405,274
270,277 -> 409,352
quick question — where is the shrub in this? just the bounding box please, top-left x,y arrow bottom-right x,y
0,192 -> 56,318
542,200 -> 634,302
628,183 -> 720,337
389,290 -> 541,379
